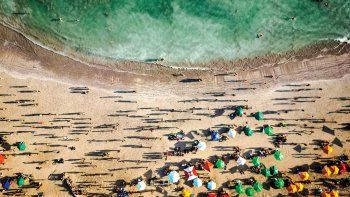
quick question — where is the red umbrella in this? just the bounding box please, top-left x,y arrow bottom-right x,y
339,162 -> 348,174
218,193 -> 230,197
203,160 -> 214,172
0,154 -> 5,164
208,193 -> 217,197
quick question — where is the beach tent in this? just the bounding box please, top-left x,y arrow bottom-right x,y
17,142 -> 26,151
193,178 -> 202,187
203,160 -> 214,172
17,177 -> 25,187
322,166 -> 331,176
211,131 -> 220,141
264,126 -> 274,136
245,187 -> 255,197
253,181 -> 263,192
216,159 -> 225,169
321,192 -> 331,197
235,107 -> 244,116
136,181 -> 146,191
295,183 -> 304,192
197,141 -> 207,151
182,189 -> 191,197
254,112 -> 263,121
235,184 -> 244,194
228,129 -> 237,138
329,190 -> 339,197
237,157 -> 246,166
244,126 -> 253,136
323,145 -> 333,154
339,162 -> 348,174
261,168 -> 271,177
274,150 -> 284,161
252,156 -> 261,167
299,172 -> 310,180
287,184 -> 297,193
270,165 -> 279,176
168,171 -> 180,183
0,154 -> 5,164
184,166 -> 198,181
207,180 -> 216,190
274,178 -> 285,189
330,165 -> 339,175
2,179 -> 11,190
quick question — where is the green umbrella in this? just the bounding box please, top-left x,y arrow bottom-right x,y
17,177 -> 25,187
274,178 -> 285,189
245,187 -> 255,197
254,112 -> 264,121
17,142 -> 26,151
261,168 -> 271,177
244,126 -> 253,136
235,107 -> 244,117
264,126 -> 274,136
215,159 -> 225,169
235,184 -> 244,194
274,150 -> 284,161
253,181 -> 263,192
270,165 -> 279,176
252,156 -> 261,167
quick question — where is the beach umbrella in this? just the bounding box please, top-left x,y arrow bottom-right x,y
252,156 -> 261,167
270,165 -> 279,176
274,178 -> 285,189
264,126 -> 274,136
287,184 -> 297,193
244,126 -> 253,136
299,171 -> 310,180
168,171 -> 180,183
261,168 -> 271,177
184,166 -> 198,181
207,193 -> 217,197
228,129 -> 237,138
235,106 -> 244,116
136,181 -> 146,191
253,181 -> 263,192
339,162 -> 348,174
236,156 -> 246,166
323,145 -> 333,154
330,165 -> 339,175
216,159 -> 225,169
193,178 -> 202,187
196,141 -> 207,151
203,160 -> 214,172
2,179 -> 11,190
207,180 -> 216,190
0,154 -> 5,164
322,166 -> 331,176
17,177 -> 25,187
245,187 -> 255,197
321,192 -> 331,197
295,183 -> 304,192
211,131 -> 220,141
274,150 -> 284,161
254,112 -> 263,121
235,184 -> 244,194
329,190 -> 339,197
182,188 -> 191,197
17,142 -> 26,151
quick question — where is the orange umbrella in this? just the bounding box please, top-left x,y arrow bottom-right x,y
299,171 -> 310,180
329,190 -> 339,197
330,166 -> 339,175
323,145 -> 333,154
295,183 -> 304,192
203,160 -> 214,172
322,166 -> 331,176
287,184 -> 297,193
0,154 -> 5,164
321,192 -> 331,197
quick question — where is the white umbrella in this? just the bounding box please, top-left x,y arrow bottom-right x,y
197,141 -> 207,151
136,181 -> 146,191
193,178 -> 202,187
228,129 -> 237,138
168,171 -> 180,183
207,180 -> 216,190
236,156 -> 247,166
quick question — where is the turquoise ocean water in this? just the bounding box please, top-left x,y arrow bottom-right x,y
0,0 -> 349,63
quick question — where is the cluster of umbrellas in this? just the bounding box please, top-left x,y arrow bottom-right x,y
322,165 -> 340,176
1,176 -> 27,190
235,181 -> 263,197
321,190 -> 339,197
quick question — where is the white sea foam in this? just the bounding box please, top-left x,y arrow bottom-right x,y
335,36 -> 350,44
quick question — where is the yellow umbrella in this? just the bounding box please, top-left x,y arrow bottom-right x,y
330,166 -> 339,175
299,171 -> 310,180
322,166 -> 331,176
329,190 -> 339,197
321,192 -> 331,197
182,189 -> 191,197
287,184 -> 297,193
295,183 -> 304,192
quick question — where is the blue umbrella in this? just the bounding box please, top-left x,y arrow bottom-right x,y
193,178 -> 202,187
168,171 -> 180,183
207,180 -> 216,190
2,179 -> 11,190
211,131 -> 220,141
